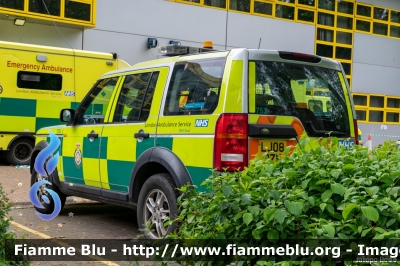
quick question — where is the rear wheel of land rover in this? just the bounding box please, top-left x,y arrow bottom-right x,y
137,174 -> 178,239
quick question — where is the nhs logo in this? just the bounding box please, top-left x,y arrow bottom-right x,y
338,139 -> 355,150
64,91 -> 75,96
195,119 -> 209,127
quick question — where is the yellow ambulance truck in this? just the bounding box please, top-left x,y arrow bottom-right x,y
0,40 -> 130,165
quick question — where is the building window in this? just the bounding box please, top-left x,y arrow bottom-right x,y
356,19 -> 371,32
318,0 -> 335,12
356,4 -> 372,18
316,43 -> 333,57
353,94 -> 400,124
297,9 -> 314,23
318,12 -> 334,26
277,0 -> 294,3
370,96 -> 384,108
317,28 -> 334,42
0,0 -> 95,26
353,95 -> 367,106
337,1 -> 353,15
254,1 -> 273,16
29,0 -> 60,16
337,15 -> 352,30
341,62 -> 351,75
0,0 -> 24,10
391,10 -> 400,24
374,7 -> 389,21
204,0 -> 226,8
65,1 -> 91,21
373,22 -> 388,36
387,97 -> 400,109
369,110 -> 383,122
335,47 -> 352,60
17,71 -> 62,91
275,4 -> 295,20
386,112 -> 399,123
390,25 -> 400,38
298,0 -> 315,8
336,31 -> 352,45
356,110 -> 367,121
230,0 -> 250,12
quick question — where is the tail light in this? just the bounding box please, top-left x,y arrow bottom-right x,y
354,119 -> 359,145
214,114 -> 248,171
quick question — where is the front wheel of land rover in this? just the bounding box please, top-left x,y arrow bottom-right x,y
137,174 -> 179,239
30,168 -> 66,215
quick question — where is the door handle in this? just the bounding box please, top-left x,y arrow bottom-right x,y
134,132 -> 149,139
87,131 -> 99,139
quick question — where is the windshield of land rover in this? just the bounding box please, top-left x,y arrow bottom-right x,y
249,61 -> 350,137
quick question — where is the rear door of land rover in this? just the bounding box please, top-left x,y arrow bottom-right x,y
247,50 -> 357,160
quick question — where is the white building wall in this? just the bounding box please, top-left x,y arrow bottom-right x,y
0,0 -> 315,65
85,0 -> 315,64
0,18 -> 82,49
352,33 -> 400,95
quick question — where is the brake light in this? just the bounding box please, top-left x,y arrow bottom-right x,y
278,51 -> 321,63
214,114 -> 248,171
354,119 -> 359,145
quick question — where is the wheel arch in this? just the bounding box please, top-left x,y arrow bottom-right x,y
30,140 -> 48,174
7,134 -> 35,150
129,147 -> 192,204
30,140 -> 62,188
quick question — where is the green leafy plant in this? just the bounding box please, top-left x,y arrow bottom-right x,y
0,183 -> 28,265
167,138 -> 400,265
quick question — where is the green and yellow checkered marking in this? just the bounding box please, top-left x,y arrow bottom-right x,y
0,97 -> 80,132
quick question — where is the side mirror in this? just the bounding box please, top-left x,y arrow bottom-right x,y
60,109 -> 75,123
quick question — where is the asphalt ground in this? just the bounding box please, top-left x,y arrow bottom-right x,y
0,154 -> 172,266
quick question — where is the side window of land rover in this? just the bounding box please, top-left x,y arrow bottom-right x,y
76,77 -> 119,125
164,58 -> 226,116
113,71 -> 160,123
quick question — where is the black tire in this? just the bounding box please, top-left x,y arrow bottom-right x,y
30,167 -> 66,215
137,173 -> 179,239
5,138 -> 34,166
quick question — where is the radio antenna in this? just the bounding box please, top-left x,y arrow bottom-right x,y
258,38 -> 262,49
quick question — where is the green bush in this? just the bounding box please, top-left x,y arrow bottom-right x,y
168,138 -> 400,265
0,183 -> 28,265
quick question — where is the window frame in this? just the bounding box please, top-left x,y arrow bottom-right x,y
73,76 -> 122,125
355,3 -> 372,19
297,0 -> 315,9
253,0 -> 275,18
354,18 -> 372,34
274,1 -> 296,21
352,93 -> 400,124
296,7 -> 315,24
111,71 -> 157,124
336,0 -> 354,16
0,0 -> 95,27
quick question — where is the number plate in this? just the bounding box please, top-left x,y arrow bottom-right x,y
258,140 -> 286,161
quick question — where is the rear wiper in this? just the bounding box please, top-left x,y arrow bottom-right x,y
306,121 -> 348,136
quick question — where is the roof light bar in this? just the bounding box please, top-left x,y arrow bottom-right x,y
158,45 -> 215,56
